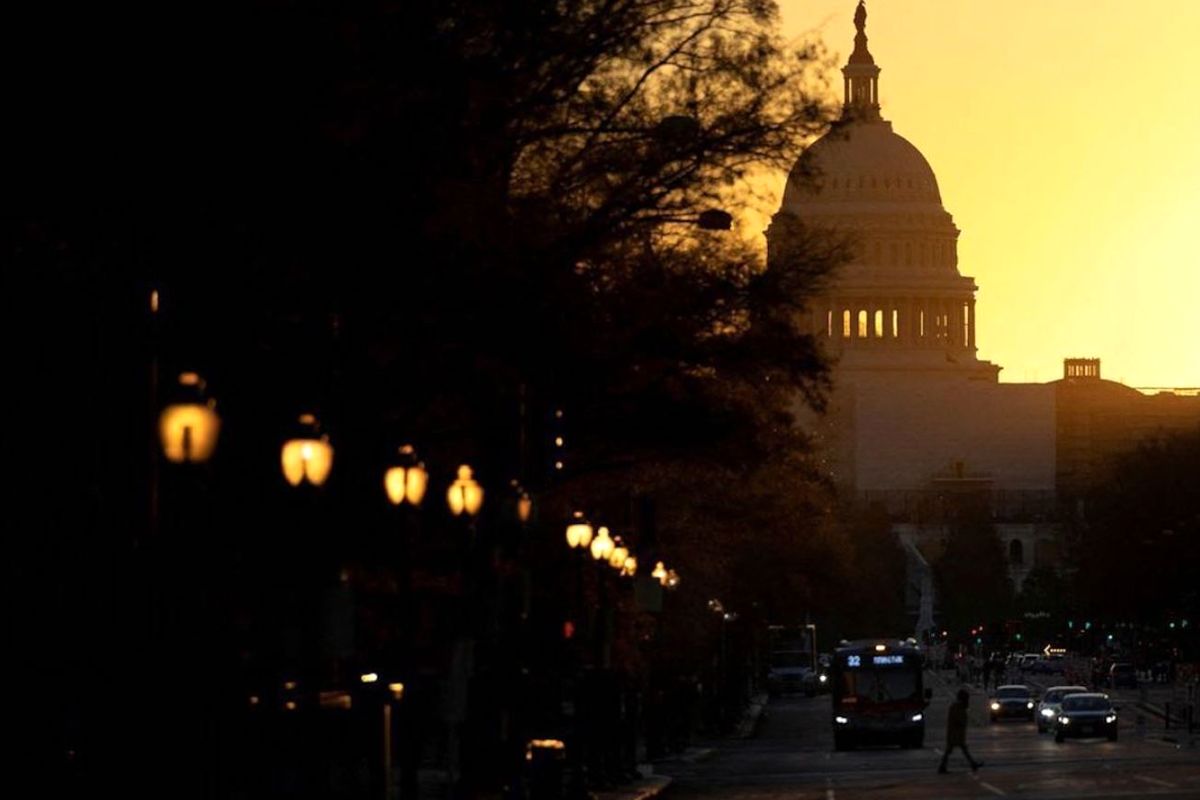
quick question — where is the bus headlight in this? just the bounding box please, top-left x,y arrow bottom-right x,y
835,716 -> 849,725
819,674 -> 828,683
990,702 -> 1001,711
1027,702 -> 1035,709
911,713 -> 923,722
1060,717 -> 1070,725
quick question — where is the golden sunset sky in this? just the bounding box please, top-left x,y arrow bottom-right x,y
771,1 -> 1200,387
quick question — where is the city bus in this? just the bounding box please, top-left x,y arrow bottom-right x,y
831,639 -> 931,750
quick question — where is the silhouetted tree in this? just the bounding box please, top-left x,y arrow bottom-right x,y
1071,427 -> 1200,626
934,502 -> 1014,635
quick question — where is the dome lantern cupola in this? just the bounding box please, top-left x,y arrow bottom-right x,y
843,1 -> 882,121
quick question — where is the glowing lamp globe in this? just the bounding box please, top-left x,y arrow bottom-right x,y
565,511 -> 593,550
446,465 -> 484,517
159,372 -> 220,463
590,526 -> 615,561
608,539 -> 629,570
384,444 -> 428,506
281,414 -> 333,486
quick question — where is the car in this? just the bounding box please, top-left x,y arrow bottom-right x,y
1035,684 -> 1088,733
988,684 -> 1036,723
1108,662 -> 1137,690
1054,693 -> 1118,742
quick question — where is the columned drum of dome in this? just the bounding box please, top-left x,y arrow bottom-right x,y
770,0 -> 998,381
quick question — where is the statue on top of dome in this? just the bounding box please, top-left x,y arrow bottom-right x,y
855,1 -> 867,34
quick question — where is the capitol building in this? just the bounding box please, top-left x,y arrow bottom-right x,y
770,2 -> 1200,633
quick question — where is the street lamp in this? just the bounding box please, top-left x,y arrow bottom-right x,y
565,511 -> 594,550
590,526 -> 615,563
158,372 -> 220,463
446,464 -> 484,517
512,480 -> 533,525
608,537 -> 629,571
620,556 -> 637,577
281,413 -> 334,487
384,444 -> 428,506
651,561 -> 668,584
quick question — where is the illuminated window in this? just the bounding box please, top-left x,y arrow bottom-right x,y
919,310 -> 926,338
963,303 -> 970,346
892,309 -> 899,338
857,310 -> 868,339
827,310 -> 833,337
842,309 -> 851,338
874,310 -> 883,338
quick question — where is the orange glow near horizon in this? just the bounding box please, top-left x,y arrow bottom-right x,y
767,1 -> 1200,387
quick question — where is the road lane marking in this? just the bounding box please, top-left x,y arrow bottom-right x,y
1135,775 -> 1177,788
969,772 -> 1007,796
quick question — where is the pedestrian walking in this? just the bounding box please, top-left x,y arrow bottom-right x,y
938,688 -> 983,774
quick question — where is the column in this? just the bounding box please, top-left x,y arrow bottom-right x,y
968,299 -> 976,350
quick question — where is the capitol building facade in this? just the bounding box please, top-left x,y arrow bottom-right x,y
770,2 -> 1200,635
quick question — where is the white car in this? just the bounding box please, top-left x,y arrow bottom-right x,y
1035,684 -> 1088,733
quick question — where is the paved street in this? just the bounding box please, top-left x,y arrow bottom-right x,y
658,672 -> 1199,799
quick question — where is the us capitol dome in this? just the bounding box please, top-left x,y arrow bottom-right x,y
771,0 -> 998,381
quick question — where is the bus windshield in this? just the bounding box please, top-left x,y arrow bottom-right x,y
838,668 -> 920,704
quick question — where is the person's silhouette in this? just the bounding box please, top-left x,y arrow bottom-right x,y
938,688 -> 982,773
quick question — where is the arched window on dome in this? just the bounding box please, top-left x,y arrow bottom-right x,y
892,309 -> 899,339
905,243 -> 912,266
842,309 -> 851,339
873,310 -> 883,339
827,310 -> 833,337
857,310 -> 868,339
919,309 -> 926,338
1009,539 -> 1024,565
890,243 -> 898,265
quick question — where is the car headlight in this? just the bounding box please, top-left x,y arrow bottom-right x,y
1027,701 -> 1035,709
835,715 -> 849,725
1060,717 -> 1070,725
911,713 -> 923,722
1041,708 -> 1055,717
1105,714 -> 1117,724
990,702 -> 1001,711
819,674 -> 828,683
